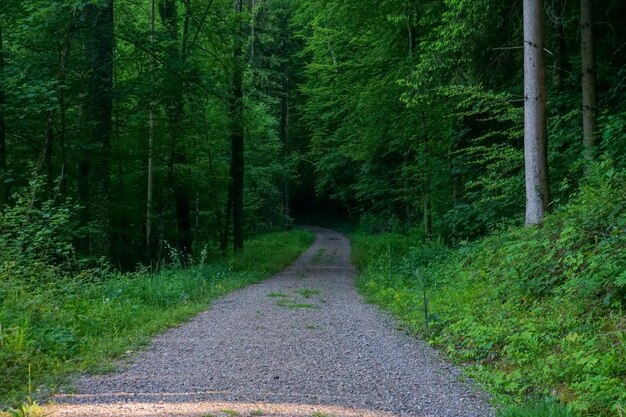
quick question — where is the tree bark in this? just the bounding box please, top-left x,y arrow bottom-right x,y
230,0 -> 245,252
84,0 -> 114,255
280,78 -> 290,218
0,23 -> 8,207
160,0 -> 192,258
146,0 -> 156,261
523,0 -> 550,226
419,112 -> 432,239
581,0 -> 598,161
551,0 -> 567,92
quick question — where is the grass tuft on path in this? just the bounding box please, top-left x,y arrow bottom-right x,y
0,229 -> 314,409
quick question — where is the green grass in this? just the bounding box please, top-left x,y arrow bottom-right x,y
276,299 -> 319,309
297,288 -> 320,298
0,229 -> 314,408
498,401 -> 578,417
311,248 -> 326,264
311,412 -> 334,417
352,171 -> 626,416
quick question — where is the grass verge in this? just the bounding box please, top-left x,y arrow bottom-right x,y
0,229 -> 314,409
352,170 -> 626,416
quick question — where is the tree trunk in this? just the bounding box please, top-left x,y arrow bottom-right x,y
280,73 -> 290,218
146,0 -> 156,261
57,38 -> 70,196
249,0 -> 256,64
419,112 -> 432,239
0,23 -> 8,207
523,0 -> 550,226
160,0 -> 192,258
581,0 -> 598,161
230,0 -> 245,252
551,0 -> 567,91
87,0 -> 114,256
177,1 -> 192,257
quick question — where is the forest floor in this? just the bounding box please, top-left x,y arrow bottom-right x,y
47,227 -> 493,417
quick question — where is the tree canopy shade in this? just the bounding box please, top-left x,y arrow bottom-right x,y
292,0 -> 625,238
0,0 -> 298,267
0,0 -> 625,262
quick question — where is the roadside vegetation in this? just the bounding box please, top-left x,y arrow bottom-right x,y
353,162 -> 626,417
0,193 -> 313,408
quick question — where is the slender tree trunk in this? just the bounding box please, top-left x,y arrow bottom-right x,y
223,183 -> 233,252
230,0 -> 245,252
524,0 -> 550,226
419,112 -> 432,239
0,23 -> 8,207
160,0 -> 192,258
551,0 -> 567,91
45,115 -> 54,193
146,0 -> 156,261
87,0 -> 114,256
57,39 -> 70,195
581,0 -> 598,161
249,0 -> 256,64
280,72 -> 290,218
177,1 -> 192,257
197,98 -> 227,251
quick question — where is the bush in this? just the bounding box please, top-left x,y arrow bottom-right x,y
0,182 -> 80,276
354,161 -> 626,416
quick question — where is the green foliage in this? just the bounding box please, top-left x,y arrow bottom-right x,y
355,162 -> 626,416
0,182 -> 81,279
0,228 -> 313,407
1,0 -> 299,265
498,400 -> 578,417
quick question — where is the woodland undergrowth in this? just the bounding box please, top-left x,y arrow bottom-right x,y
0,195 -> 313,409
353,160 -> 626,417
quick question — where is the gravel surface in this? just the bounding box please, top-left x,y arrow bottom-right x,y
50,227 -> 494,417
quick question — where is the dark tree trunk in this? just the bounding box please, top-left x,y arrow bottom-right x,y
230,0 -> 245,252
223,182 -> 233,253
523,0 -> 550,225
86,0 -> 114,256
146,0 -> 156,262
581,0 -> 598,161
551,0 -> 568,92
280,73 -> 290,218
176,195 -> 192,255
159,0 -> 193,258
0,23 -> 8,207
419,112 -> 432,240
57,38 -> 70,196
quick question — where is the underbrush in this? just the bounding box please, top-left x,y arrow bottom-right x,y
353,161 -> 626,416
0,229 -> 313,408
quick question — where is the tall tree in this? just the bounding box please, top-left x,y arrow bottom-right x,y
0,21 -> 7,208
230,0 -> 245,251
159,0 -> 192,257
580,0 -> 597,161
523,0 -> 550,225
550,0 -> 567,92
84,0 -> 114,255
146,0 -> 156,260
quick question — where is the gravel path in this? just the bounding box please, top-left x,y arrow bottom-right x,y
50,227 -> 494,417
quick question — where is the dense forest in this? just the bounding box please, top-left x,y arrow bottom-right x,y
1,0 -> 625,415
1,0 -> 625,258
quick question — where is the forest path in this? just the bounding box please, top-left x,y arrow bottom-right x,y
50,227 -> 493,417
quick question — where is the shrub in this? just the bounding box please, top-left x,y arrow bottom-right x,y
354,161 -> 626,416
